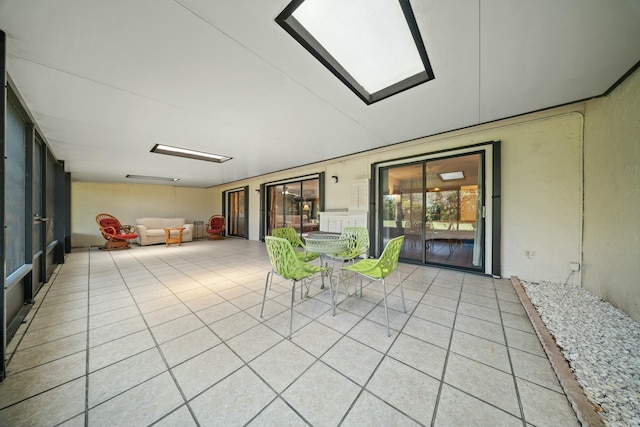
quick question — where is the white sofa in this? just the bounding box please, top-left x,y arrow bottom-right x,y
135,218 -> 194,246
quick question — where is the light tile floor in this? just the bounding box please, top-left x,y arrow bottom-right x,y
0,239 -> 580,426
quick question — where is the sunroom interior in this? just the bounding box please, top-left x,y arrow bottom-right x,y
1,1 -> 639,425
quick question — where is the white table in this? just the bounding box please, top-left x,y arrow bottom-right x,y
304,234 -> 349,290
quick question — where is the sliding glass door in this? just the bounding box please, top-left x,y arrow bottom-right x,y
266,178 -> 320,237
226,187 -> 248,238
425,153 -> 483,269
380,162 -> 424,262
379,152 -> 484,271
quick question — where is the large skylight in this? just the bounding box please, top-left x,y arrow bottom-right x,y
276,0 -> 434,104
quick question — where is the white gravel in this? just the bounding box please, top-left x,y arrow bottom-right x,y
521,281 -> 640,427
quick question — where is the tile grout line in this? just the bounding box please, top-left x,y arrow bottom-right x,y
430,275 -> 533,424
0,255 -> 86,420
3,243 -> 588,426
114,253 -> 423,425
335,264 -> 431,426
493,276 -> 527,427
84,248 -> 92,427
131,244 -> 310,425
510,276 -> 605,427
242,264 -> 424,426
103,248 -> 204,427
429,270 -> 467,426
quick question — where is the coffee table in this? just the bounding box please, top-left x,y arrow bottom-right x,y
163,227 -> 185,246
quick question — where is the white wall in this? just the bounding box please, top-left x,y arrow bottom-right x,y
72,182 -> 211,247
583,67 -> 640,322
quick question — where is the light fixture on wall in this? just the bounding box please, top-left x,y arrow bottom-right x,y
255,188 -> 260,194
331,175 -> 339,183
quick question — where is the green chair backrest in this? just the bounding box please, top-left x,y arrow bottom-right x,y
272,227 -> 305,249
372,235 -> 405,279
265,236 -> 315,280
338,227 -> 370,260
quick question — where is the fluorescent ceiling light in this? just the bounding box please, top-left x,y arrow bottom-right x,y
126,174 -> 179,182
151,144 -> 232,163
439,171 -> 465,181
276,0 -> 434,104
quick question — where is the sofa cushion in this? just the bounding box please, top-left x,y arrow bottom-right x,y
136,218 -> 186,229
135,218 -> 193,245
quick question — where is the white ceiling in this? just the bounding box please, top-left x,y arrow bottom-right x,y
1,0 -> 639,187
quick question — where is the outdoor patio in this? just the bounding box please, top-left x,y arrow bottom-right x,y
0,239 -> 580,426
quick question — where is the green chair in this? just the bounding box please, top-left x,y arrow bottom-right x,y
339,235 -> 406,336
330,227 -> 370,296
272,227 -> 319,262
260,236 -> 328,339
331,227 -> 370,262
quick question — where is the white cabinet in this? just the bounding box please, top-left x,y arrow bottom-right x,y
319,212 -> 368,233
349,179 -> 369,212
320,179 -> 369,233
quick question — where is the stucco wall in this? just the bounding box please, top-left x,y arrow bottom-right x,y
583,67 -> 640,321
210,109 -> 584,283
72,182 -> 211,247
500,114 -> 583,283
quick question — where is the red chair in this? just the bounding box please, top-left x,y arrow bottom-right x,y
96,213 -> 139,250
206,215 -> 225,240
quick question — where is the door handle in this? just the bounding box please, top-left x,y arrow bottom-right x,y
33,215 -> 50,223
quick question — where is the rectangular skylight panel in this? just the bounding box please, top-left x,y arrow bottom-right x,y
439,171 -> 465,181
126,174 -> 179,182
294,0 -> 424,93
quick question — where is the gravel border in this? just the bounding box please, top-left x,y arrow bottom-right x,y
514,277 -> 640,427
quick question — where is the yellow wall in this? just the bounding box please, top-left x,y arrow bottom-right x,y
583,67 -> 640,321
72,182 -> 211,247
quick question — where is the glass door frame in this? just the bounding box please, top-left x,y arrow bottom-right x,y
259,172 -> 325,241
371,142 -> 501,276
224,186 -> 249,239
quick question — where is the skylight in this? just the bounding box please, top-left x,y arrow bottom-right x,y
439,171 -> 465,181
276,0 -> 434,104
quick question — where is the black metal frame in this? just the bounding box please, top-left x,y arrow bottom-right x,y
370,141 -> 501,276
276,0 -> 435,105
0,32 -> 71,380
222,186 -> 250,239
1,29 -> 7,381
259,172 -> 325,242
